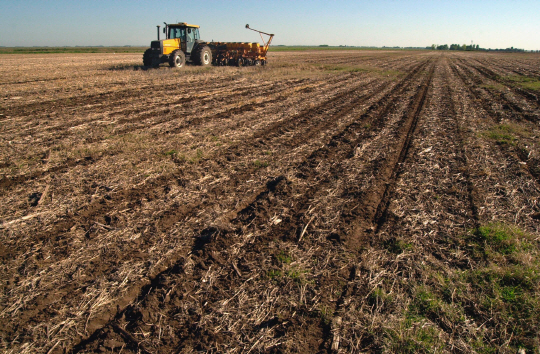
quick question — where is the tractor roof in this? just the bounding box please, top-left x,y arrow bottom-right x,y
169,23 -> 200,28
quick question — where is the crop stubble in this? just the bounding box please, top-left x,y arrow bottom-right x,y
1,50 -> 540,353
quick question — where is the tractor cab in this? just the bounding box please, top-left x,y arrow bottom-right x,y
166,23 -> 200,54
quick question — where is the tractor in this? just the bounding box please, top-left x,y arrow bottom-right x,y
143,22 -> 274,68
143,23 -> 210,68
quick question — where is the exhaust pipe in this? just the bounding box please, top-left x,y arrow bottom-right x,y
157,25 -> 160,41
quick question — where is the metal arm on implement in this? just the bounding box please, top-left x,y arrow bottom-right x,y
245,24 -> 274,57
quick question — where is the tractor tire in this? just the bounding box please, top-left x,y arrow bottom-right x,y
169,50 -> 185,68
143,48 -> 153,67
193,45 -> 212,66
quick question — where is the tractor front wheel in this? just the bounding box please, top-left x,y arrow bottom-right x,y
143,49 -> 153,67
169,50 -> 185,68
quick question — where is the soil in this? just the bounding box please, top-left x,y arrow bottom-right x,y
1,50 -> 540,353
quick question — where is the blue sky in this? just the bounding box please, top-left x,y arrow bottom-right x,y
0,0 -> 538,50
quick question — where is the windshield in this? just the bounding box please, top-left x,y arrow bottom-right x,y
186,28 -> 194,42
168,27 -> 185,40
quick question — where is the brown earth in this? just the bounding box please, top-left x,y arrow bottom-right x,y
1,50 -> 540,353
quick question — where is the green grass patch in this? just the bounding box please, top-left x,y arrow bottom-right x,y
270,250 -> 310,284
187,148 -> 204,163
253,159 -> 269,168
267,269 -> 282,280
266,267 -> 308,284
505,74 -> 540,91
481,124 -> 519,145
480,82 -> 505,91
521,81 -> 540,91
470,335 -> 498,354
457,222 -> 540,350
385,323 -> 444,353
276,251 -> 292,265
410,287 -> 442,316
164,149 -> 178,156
387,221 -> 540,352
285,268 -> 308,284
462,265 -> 540,344
467,223 -> 535,260
368,287 -> 393,307
474,223 -> 521,255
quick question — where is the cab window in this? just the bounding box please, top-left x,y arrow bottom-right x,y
186,28 -> 194,42
169,27 -> 185,39
194,28 -> 200,40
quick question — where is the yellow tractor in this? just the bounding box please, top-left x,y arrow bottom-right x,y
143,22 -> 210,68
143,22 -> 274,68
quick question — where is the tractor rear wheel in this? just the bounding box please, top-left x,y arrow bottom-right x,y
169,50 -> 185,68
193,45 -> 212,66
143,49 -> 153,67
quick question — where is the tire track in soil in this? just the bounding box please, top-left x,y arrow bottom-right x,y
0,73 -> 109,86
64,59 -> 434,348
454,58 -> 537,123
137,60 -> 429,240
0,77 -> 300,138
1,76 -> 337,144
2,75 -> 237,118
7,75 -> 387,273
70,58 -> 434,354
324,56 -> 487,353
342,60 -> 436,250
444,62 -> 481,229
3,84 -> 257,136
306,59 -> 437,352
0,82 -> 303,191
449,59 -> 540,186
478,57 -> 540,79
92,74 -> 353,139
1,65 -> 410,350
0,75 -> 253,141
0,75 -> 350,192
0,77 -> 362,229
460,58 -> 540,116
467,59 -> 540,106
3,73 -> 384,246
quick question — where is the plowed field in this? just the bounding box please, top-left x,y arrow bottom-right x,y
1,50 -> 540,353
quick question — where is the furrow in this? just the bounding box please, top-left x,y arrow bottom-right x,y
70,57 -> 433,354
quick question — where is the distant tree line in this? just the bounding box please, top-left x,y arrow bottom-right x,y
429,44 -> 481,51
428,43 -> 529,53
